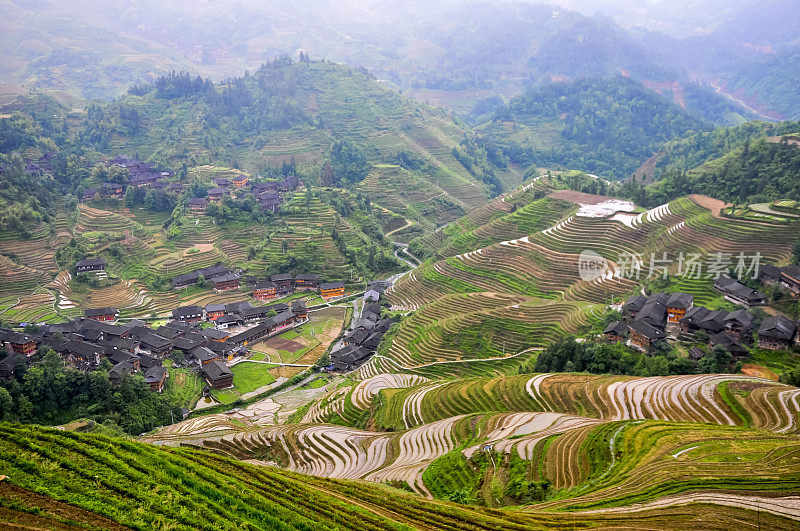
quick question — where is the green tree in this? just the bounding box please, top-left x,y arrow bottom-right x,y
329,139 -> 369,185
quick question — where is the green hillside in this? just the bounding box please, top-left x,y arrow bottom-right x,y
482,77 -> 710,180
78,60 -> 503,210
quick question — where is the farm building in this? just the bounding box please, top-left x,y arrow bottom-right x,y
84,307 -> 118,322
203,360 -> 233,389
757,315 -> 797,350
75,258 -> 106,274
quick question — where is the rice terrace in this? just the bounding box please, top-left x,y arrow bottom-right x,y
1,1 -> 800,529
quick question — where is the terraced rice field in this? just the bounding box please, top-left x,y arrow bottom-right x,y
385,194 -> 799,373
7,424 -> 796,530
374,373 -> 800,431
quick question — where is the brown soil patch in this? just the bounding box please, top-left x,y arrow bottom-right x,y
690,194 -> 727,217
548,190 -> 616,205
741,364 -> 780,381
0,481 -> 129,530
262,337 -> 304,352
189,243 -> 214,253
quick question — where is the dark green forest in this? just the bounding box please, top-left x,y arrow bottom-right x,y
0,349 -> 179,435
491,76 -> 709,179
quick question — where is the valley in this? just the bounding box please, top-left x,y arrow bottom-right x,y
0,3 -> 799,528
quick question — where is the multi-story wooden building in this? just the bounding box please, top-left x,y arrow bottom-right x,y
84,307 -> 118,322
320,281 -> 345,299
757,315 -> 797,350
294,274 -> 319,290
665,293 -> 693,323
205,303 -> 226,321
212,273 -> 241,291
253,281 -> 277,300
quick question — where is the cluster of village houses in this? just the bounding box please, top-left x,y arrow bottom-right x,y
79,155 -> 300,212
604,266 -> 800,358
329,283 -> 396,372
0,265 -> 376,395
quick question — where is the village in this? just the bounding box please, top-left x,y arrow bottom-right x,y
79,155 -> 301,213
604,266 -> 800,360
0,261 -> 394,407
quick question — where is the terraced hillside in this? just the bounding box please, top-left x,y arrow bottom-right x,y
0,181 -> 402,322
2,424 -> 797,530
88,60 -> 512,210
135,371 -> 800,525
385,193 -> 799,373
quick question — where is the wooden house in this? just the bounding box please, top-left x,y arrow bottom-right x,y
757,315 -> 797,350
723,309 -> 755,342
212,273 -> 241,292
271,273 -> 293,290
172,305 -> 204,323
85,307 -> 118,322
780,266 -> 800,294
320,281 -> 345,299
205,303 -> 226,321
145,366 -> 168,392
294,274 -> 319,290
203,360 -> 233,389
628,321 -> 666,351
709,332 -> 749,361
602,321 -> 628,342
0,329 -> 39,356
665,293 -> 693,323
75,258 -> 106,274
253,281 -> 277,300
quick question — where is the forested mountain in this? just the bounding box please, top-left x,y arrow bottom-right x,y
480,76 -> 709,179
0,0 -> 763,124
650,136 -> 800,204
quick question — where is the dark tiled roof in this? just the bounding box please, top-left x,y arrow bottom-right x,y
666,292 -> 693,309
203,359 -> 232,380
758,315 -> 797,341
628,320 -> 665,341
172,305 -> 203,318
85,307 -> 118,317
